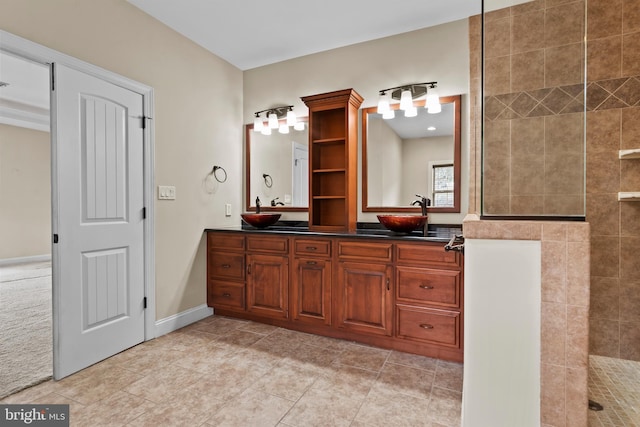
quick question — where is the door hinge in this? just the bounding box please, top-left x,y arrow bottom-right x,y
142,116 -> 146,129
51,63 -> 55,91
143,297 -> 147,309
53,234 -> 59,244
142,207 -> 146,219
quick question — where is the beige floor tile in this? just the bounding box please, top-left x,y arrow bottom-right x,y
238,321 -> 281,335
351,385 -> 433,427
26,391 -> 85,424
164,380 -> 227,417
281,343 -> 343,368
250,362 -> 319,401
373,362 -> 435,399
427,386 -> 463,426
434,360 -> 464,392
387,350 -> 439,372
174,344 -> 236,373
126,400 -> 211,427
205,388 -> 294,427
334,343 -> 390,372
123,365 -> 200,403
300,334 -> 355,352
213,328 -> 266,347
54,366 -> 144,405
311,363 -> 378,400
281,386 -> 362,427
188,316 -> 247,335
72,390 -> 154,427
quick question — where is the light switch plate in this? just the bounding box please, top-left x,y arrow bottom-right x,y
158,185 -> 176,200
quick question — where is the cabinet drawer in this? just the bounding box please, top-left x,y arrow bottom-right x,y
396,266 -> 460,308
396,243 -> 460,268
246,236 -> 289,254
208,232 -> 244,251
294,239 -> 331,257
337,241 -> 392,262
207,281 -> 245,309
396,304 -> 460,348
209,253 -> 245,280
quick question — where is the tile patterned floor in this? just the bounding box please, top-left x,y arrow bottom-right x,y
589,355 -> 640,427
1,316 -> 463,426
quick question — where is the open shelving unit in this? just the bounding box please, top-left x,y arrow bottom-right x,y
302,89 -> 363,231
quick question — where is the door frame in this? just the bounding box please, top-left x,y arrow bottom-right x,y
0,30 -> 156,342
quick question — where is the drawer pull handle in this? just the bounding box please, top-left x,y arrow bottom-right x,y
222,292 -> 231,298
306,246 -> 317,250
386,278 -> 390,291
221,264 -> 231,269
419,324 -> 434,329
306,261 -> 317,265
419,284 -> 434,290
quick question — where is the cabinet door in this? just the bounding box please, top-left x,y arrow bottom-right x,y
246,254 -> 289,319
335,261 -> 393,336
291,258 -> 331,326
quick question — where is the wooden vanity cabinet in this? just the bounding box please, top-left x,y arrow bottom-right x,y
207,233 -> 246,311
206,231 -> 464,362
394,242 -> 463,357
335,240 -> 394,336
291,238 -> 332,326
246,235 -> 289,319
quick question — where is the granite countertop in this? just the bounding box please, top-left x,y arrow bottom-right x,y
205,222 -> 462,243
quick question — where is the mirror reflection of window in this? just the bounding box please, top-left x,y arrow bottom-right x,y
432,163 -> 454,207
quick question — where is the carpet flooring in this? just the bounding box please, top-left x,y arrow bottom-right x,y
0,261 -> 52,398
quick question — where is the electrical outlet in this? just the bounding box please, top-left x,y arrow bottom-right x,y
225,203 -> 231,217
158,185 -> 176,200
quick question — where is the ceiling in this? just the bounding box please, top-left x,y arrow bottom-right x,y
0,1 -> 481,132
127,0 -> 481,70
0,51 -> 50,131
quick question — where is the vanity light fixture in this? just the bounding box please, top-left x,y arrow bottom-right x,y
253,105 -> 301,134
376,81 -> 441,118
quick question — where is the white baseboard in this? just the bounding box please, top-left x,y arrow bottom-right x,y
154,304 -> 213,337
0,254 -> 51,266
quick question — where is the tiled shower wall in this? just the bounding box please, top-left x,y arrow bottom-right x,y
482,0 -> 586,216
586,0 -> 640,361
472,0 -> 640,360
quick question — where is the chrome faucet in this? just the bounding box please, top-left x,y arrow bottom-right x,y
411,194 -> 431,216
255,196 -> 262,214
271,197 -> 285,206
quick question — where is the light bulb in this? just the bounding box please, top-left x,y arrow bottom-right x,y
268,112 -> 279,129
404,106 -> 418,117
377,92 -> 390,114
294,121 -> 305,131
279,124 -> 289,134
427,101 -> 442,114
286,109 -> 296,127
382,109 -> 395,120
426,91 -> 441,114
399,89 -> 413,110
261,126 -> 272,135
253,115 -> 263,132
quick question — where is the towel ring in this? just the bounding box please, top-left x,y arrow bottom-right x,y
263,173 -> 273,188
210,165 -> 227,183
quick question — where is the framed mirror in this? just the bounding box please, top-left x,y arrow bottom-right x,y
245,118 -> 309,212
362,95 -> 461,213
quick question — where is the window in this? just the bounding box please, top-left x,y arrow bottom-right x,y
432,163 -> 454,207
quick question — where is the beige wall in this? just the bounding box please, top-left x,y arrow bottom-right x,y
0,124 -> 50,259
244,19 -> 470,224
0,0 -> 243,320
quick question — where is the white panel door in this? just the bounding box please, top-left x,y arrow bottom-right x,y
51,63 -> 145,379
292,142 -> 308,206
